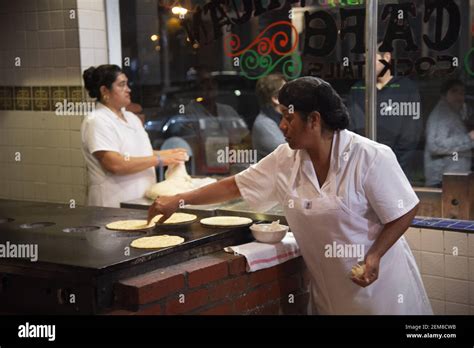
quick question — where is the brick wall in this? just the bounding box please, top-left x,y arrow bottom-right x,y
109,252 -> 310,315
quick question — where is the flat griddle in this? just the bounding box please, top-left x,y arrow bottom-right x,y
0,199 -> 257,314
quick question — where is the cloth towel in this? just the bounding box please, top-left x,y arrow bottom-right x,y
224,232 -> 300,272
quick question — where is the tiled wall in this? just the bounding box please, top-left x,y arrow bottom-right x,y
0,0 -> 109,205
405,228 -> 474,315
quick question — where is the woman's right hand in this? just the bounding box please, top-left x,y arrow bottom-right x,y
147,195 -> 181,224
156,148 -> 189,166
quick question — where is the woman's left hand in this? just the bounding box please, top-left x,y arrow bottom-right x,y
351,252 -> 380,288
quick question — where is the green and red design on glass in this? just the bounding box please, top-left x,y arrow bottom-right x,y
224,21 -> 302,80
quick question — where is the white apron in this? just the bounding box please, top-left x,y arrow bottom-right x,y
282,154 -> 433,315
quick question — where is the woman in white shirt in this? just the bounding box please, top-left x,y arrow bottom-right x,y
147,76 -> 432,315
81,65 -> 188,207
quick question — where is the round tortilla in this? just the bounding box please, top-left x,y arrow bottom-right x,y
152,212 -> 197,225
130,235 -> 185,249
200,216 -> 253,227
105,220 -> 154,231
106,213 -> 197,231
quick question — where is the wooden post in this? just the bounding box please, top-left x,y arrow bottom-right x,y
442,173 -> 474,220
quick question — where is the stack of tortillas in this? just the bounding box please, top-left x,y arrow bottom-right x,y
131,235 -> 185,249
105,212 -> 197,231
146,162 -> 217,199
200,216 -> 253,228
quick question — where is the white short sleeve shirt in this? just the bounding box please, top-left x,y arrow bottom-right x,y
81,103 -> 156,207
235,129 -> 419,225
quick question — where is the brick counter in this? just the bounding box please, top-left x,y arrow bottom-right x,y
106,252 -> 309,315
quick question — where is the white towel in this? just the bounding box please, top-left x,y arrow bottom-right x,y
224,232 -> 300,272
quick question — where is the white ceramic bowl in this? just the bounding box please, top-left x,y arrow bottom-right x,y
250,223 -> 289,244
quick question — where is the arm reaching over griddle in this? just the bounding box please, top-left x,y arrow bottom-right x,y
147,176 -> 242,224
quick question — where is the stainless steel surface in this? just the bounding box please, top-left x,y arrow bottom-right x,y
121,197 -> 285,216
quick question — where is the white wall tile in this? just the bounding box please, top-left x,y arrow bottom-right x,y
70,148 -> 85,167
80,47 -> 94,67
51,31 -> 66,49
444,231 -> 468,256
92,30 -> 106,49
23,181 -> 36,200
65,29 -> 79,48
58,148 -> 71,166
405,227 -> 421,250
469,258 -> 474,281
93,48 -> 107,65
39,49 -> 53,67
445,302 -> 469,315
71,167 -> 86,186
469,282 -> 474,305
71,184 -> 86,204
47,183 -> 62,202
50,0 -> 64,11
445,278 -> 469,304
468,234 -> 474,257
421,229 -> 444,253
64,8 -> 78,29
422,275 -> 444,300
37,12 -> 50,30
421,252 -> 444,277
34,182 -> 48,201
445,255 -> 468,280
78,29 -> 94,48
25,13 -> 38,31
50,11 -> 65,30
429,299 -> 445,315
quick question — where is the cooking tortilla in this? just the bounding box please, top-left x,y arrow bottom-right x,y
130,235 -> 185,249
200,216 -> 253,227
105,220 -> 154,231
106,213 -> 197,231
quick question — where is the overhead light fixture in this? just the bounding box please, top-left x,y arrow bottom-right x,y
171,6 -> 188,16
150,34 -> 159,41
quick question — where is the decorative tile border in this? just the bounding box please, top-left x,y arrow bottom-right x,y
0,86 -> 86,112
412,217 -> 474,233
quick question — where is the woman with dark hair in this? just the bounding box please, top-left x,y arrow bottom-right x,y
81,65 -> 188,207
424,79 -> 474,187
147,76 -> 432,315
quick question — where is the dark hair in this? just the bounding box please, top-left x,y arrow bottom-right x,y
83,65 -> 123,99
278,76 -> 349,131
256,74 -> 287,107
440,79 -> 464,96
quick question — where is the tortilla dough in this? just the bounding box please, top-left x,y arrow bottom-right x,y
146,163 -> 217,199
106,213 -> 197,231
130,235 -> 185,249
351,263 -> 366,279
200,216 -> 253,227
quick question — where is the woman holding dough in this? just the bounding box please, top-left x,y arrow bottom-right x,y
81,65 -> 188,207
148,77 -> 432,315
